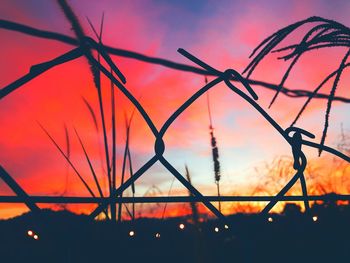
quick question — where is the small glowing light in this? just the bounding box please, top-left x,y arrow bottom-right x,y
129,230 -> 135,237
224,224 -> 229,229
155,232 -> 161,238
312,216 -> 318,222
33,234 -> 39,240
27,230 -> 33,236
214,227 -> 219,233
179,223 -> 185,230
268,217 -> 273,222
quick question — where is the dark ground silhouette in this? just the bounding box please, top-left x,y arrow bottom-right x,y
1,202 -> 349,263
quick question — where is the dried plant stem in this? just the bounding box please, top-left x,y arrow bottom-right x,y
118,114 -> 130,222
185,165 -> 199,225
74,128 -> 104,198
111,69 -> 117,221
161,177 -> 176,220
127,147 -> 135,220
206,78 -> 221,212
57,0 -> 112,200
38,123 -> 95,197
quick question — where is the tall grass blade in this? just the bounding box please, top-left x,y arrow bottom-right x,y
38,122 -> 95,197
118,112 -> 130,222
82,97 -> 99,131
127,147 -> 135,220
110,68 -> 117,221
57,1 -> 112,197
185,165 -> 199,225
161,177 -> 176,220
74,128 -> 104,197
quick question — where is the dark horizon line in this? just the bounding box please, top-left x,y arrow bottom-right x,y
0,194 -> 349,204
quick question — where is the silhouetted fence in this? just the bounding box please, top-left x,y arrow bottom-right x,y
0,15 -> 349,221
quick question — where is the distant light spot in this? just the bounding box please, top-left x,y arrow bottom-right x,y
33,234 -> 39,240
312,216 -> 318,222
179,223 -> 185,230
214,227 -> 219,233
268,217 -> 273,222
27,230 -> 33,236
129,230 -> 135,237
155,232 -> 161,238
224,224 -> 229,229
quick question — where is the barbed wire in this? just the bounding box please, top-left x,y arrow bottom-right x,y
1,19 -> 350,103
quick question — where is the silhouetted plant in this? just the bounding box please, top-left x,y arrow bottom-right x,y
244,16 -> 350,155
57,0 -> 113,199
205,76 -> 222,212
118,111 -> 136,222
38,123 -> 95,197
185,165 -> 199,225
1,5 -> 350,222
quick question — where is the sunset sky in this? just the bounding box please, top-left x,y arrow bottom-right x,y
0,0 -> 349,219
